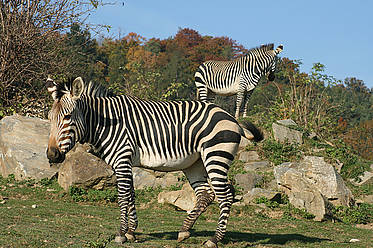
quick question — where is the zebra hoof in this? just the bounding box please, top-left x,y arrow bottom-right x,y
125,233 -> 136,242
114,235 -> 127,244
177,231 -> 190,242
203,239 -> 218,248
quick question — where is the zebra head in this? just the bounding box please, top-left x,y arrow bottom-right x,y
267,44 -> 283,81
46,77 -> 86,163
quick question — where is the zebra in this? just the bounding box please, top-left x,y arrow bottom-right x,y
46,77 -> 263,248
195,43 -> 283,119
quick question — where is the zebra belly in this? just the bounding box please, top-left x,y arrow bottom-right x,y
137,153 -> 200,172
209,77 -> 240,96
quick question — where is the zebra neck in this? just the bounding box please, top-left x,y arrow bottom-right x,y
81,96 -> 122,155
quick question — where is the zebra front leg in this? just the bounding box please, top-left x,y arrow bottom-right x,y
178,160 -> 215,242
113,163 -> 137,244
126,187 -> 138,242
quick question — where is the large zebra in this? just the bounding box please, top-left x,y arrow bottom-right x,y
195,43 -> 283,118
46,77 -> 263,248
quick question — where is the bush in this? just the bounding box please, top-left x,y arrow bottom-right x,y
258,139 -> 300,165
332,204 -> 373,224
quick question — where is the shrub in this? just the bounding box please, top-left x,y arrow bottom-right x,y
258,139 -> 300,165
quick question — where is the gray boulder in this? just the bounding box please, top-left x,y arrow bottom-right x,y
275,156 -> 354,221
0,115 -> 58,180
234,172 -> 263,194
272,119 -> 303,144
58,144 -> 116,191
58,144 -> 183,191
244,161 -> 270,171
158,183 -> 196,211
133,168 -> 181,190
238,150 -> 260,162
350,164 -> 373,186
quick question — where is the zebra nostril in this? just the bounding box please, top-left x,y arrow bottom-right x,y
47,146 -> 60,160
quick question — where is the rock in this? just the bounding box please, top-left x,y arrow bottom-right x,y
242,188 -> 282,205
275,156 -> 354,221
272,119 -> 303,144
133,168 -> 181,190
158,183 -> 196,211
358,195 -> 373,204
58,144 -> 116,191
238,151 -> 260,162
32,204 -> 37,209
350,164 -> 373,186
239,136 -> 251,150
0,115 -> 58,181
234,172 -> 263,194
244,161 -> 270,171
277,119 -> 297,126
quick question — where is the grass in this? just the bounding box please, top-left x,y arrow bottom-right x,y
0,176 -> 372,248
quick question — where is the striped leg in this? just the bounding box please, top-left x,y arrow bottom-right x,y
125,184 -> 137,241
178,160 -> 215,242
201,142 -> 237,248
242,90 -> 253,118
195,70 -> 209,101
235,90 -> 244,118
114,152 -> 138,243
196,83 -> 208,101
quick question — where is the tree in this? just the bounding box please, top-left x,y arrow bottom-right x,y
0,0 -> 102,117
63,23 -> 98,80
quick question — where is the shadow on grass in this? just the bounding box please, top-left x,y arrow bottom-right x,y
145,230 -> 331,245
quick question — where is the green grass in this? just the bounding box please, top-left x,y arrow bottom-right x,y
0,176 -> 372,248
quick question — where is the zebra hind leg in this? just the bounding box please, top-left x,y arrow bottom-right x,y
178,160 -> 215,243
202,148 -> 236,248
235,91 -> 245,118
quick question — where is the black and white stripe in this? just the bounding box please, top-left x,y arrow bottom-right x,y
195,44 -> 283,118
46,77 -> 263,248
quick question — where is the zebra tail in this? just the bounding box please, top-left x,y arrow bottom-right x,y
238,120 -> 264,142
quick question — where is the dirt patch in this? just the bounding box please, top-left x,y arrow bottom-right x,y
356,223 -> 373,230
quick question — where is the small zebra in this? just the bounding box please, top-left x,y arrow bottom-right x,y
46,77 -> 263,248
195,43 -> 283,118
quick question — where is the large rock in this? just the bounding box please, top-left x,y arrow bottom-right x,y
234,172 -> 263,194
275,156 -> 354,221
158,183 -> 197,211
350,164 -> 373,186
58,144 -> 182,191
58,144 -> 116,190
238,150 -> 260,162
0,115 -> 58,180
244,161 -> 270,171
133,168 -> 181,190
272,119 -> 303,144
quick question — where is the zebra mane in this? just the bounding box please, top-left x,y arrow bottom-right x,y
83,80 -> 115,98
61,77 -> 115,98
246,43 -> 275,55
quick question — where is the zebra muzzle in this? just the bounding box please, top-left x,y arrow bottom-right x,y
47,146 -> 66,164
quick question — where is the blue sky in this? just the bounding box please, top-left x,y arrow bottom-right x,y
89,0 -> 373,88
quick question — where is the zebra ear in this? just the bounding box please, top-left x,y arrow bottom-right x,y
46,76 -> 59,101
274,44 -> 283,55
71,77 -> 84,99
